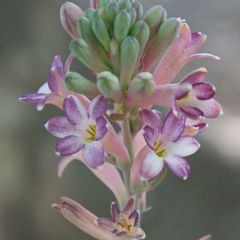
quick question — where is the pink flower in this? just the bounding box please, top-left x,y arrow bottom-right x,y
20,54 -> 88,111
139,109 -> 200,180
45,95 -> 108,169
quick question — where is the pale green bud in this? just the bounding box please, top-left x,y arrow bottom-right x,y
92,11 -> 111,51
120,37 -> 140,91
97,71 -> 122,101
132,1 -> 144,21
119,0 -> 132,10
84,8 -> 95,21
113,10 -> 131,42
130,21 -> 150,57
144,5 -> 167,38
128,72 -> 155,99
65,72 -> 99,98
106,1 -> 119,24
70,39 -> 111,73
77,17 -> 112,68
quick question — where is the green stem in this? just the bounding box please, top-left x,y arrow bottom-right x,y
121,115 -> 135,198
121,116 -> 134,162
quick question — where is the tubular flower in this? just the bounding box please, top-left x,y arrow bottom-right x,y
20,54 -> 88,111
45,95 -> 108,169
173,68 -> 223,119
139,109 -> 200,180
98,198 -> 145,239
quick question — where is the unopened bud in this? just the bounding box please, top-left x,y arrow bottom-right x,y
106,1 -> 119,23
143,18 -> 180,71
97,71 -> 122,101
84,8 -> 95,21
132,1 -> 144,21
119,0 -> 132,10
128,72 -> 155,99
120,37 -> 140,91
144,5 -> 167,38
92,11 -> 111,51
65,72 -> 98,98
60,2 -> 83,39
130,21 -> 150,57
113,10 -> 131,42
70,39 -> 111,73
77,17 -> 112,67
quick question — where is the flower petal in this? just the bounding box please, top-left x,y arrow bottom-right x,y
143,126 -> 155,150
88,95 -> 108,120
45,116 -> 80,138
193,83 -> 215,100
122,198 -> 134,216
182,67 -> 208,85
172,137 -> 200,157
64,95 -> 88,124
181,106 -> 204,119
164,155 -> 190,180
19,93 -> 48,104
140,151 -> 164,180
139,109 -> 162,129
162,110 -> 186,142
95,117 -> 108,140
82,141 -> 105,169
129,210 -> 141,227
48,55 -> 65,92
195,98 -> 223,118
111,202 -> 120,222
56,136 -> 84,156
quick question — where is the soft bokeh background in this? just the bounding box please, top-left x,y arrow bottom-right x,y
0,0 -> 240,239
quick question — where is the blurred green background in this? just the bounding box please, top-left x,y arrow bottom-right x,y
0,0 -> 240,239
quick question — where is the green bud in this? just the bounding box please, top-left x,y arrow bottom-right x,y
84,8 -> 95,21
65,72 -> 98,98
106,1 -> 119,24
126,7 -> 137,26
119,0 -> 132,10
70,39 -> 111,73
143,18 -> 180,71
77,17 -> 112,68
128,72 -> 155,99
97,71 -> 122,101
144,5 -> 167,38
130,21 -> 150,57
120,37 -> 140,91
99,0 -> 108,8
132,1 -> 144,21
92,11 -> 111,51
113,10 -> 131,42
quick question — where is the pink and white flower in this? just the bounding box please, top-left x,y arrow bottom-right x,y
45,95 -> 108,169
20,54 -> 88,111
139,109 -> 200,180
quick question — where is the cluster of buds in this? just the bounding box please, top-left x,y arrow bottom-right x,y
20,0 -> 222,239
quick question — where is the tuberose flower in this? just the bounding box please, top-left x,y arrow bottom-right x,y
20,54 -> 88,111
139,109 -> 200,180
98,198 -> 145,239
45,95 -> 108,169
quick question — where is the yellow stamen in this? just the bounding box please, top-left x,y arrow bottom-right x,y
86,124 -> 96,142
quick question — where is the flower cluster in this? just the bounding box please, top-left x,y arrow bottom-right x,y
20,0 -> 222,239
